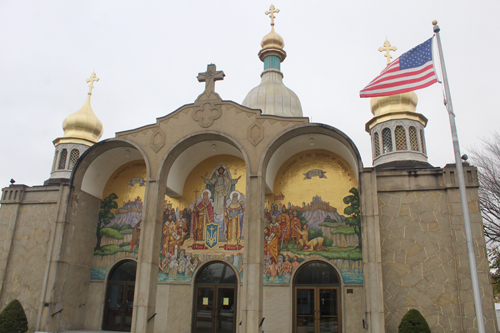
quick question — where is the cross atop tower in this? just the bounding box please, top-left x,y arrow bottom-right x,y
197,64 -> 225,98
86,72 -> 100,95
265,5 -> 280,27
378,40 -> 397,65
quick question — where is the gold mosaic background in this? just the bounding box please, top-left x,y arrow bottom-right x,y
102,160 -> 147,204
266,149 -> 358,210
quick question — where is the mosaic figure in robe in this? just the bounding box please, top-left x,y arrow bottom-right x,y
201,165 -> 241,218
192,190 -> 215,243
224,192 -> 244,245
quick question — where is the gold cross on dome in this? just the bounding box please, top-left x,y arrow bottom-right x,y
265,5 -> 280,26
378,40 -> 397,65
86,72 -> 100,95
197,64 -> 225,97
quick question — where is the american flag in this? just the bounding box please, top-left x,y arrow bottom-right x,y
360,38 -> 438,98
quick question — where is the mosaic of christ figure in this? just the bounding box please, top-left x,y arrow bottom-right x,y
201,164 -> 241,217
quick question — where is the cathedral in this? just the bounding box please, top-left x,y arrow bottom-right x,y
0,6 -> 497,333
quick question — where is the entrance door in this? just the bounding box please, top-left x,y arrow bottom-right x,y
294,262 -> 341,333
193,262 -> 238,333
103,260 -> 137,331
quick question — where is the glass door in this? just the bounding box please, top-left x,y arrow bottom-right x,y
195,287 -> 215,332
194,286 -> 236,333
294,287 -> 340,333
318,289 -> 339,333
216,287 -> 236,333
103,282 -> 135,331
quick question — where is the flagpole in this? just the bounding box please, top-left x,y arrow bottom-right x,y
433,20 -> 486,333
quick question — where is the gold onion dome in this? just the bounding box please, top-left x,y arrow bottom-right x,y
54,72 -> 103,146
259,27 -> 286,62
366,92 -> 427,132
370,92 -> 418,116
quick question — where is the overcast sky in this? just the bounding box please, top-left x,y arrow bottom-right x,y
1,1 -> 499,187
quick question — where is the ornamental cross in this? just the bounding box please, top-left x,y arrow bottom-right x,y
86,72 -> 100,95
378,40 -> 397,65
197,64 -> 225,98
265,5 -> 280,26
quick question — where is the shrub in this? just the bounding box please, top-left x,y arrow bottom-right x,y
398,309 -> 430,333
0,299 -> 28,333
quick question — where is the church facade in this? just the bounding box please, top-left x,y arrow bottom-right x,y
0,8 -> 498,333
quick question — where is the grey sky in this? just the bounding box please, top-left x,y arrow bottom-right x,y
1,1 -> 498,187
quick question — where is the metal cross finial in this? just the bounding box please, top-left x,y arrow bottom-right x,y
265,5 -> 280,27
197,64 -> 225,97
86,72 -> 100,95
378,40 -> 397,65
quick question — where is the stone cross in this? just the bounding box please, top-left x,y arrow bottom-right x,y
265,5 -> 280,26
197,64 -> 225,98
86,72 -> 100,95
378,40 -> 397,65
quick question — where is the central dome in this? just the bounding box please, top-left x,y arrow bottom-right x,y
242,69 -> 302,117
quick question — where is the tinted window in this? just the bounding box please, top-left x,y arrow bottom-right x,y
109,260 -> 137,282
295,261 -> 339,285
195,262 -> 237,284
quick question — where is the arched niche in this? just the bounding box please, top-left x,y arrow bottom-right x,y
158,141 -> 247,284
72,139 -> 150,200
166,140 -> 243,198
261,124 -> 363,194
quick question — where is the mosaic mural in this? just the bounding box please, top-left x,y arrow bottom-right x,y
91,161 -> 146,280
263,150 -> 363,284
158,155 -> 246,283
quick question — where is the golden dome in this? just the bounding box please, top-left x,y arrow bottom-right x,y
365,92 -> 427,132
258,27 -> 287,62
54,72 -> 103,147
370,92 -> 418,116
261,27 -> 285,50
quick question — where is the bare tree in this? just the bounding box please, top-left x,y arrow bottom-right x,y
470,132 -> 500,299
470,132 -> 500,245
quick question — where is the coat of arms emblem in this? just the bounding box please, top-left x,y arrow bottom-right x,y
206,223 -> 219,249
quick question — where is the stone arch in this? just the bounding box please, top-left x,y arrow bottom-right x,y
72,137 -> 151,199
157,131 -> 250,198
259,123 -> 363,194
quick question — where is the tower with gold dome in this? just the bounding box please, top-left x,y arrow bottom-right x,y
49,72 -> 103,180
0,8 -> 497,333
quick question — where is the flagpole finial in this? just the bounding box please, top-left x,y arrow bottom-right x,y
432,20 -> 440,33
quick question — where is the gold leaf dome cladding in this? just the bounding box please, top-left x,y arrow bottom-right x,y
55,72 -> 103,146
259,27 -> 286,62
370,92 -> 418,116
365,92 -> 426,132
61,95 -> 103,144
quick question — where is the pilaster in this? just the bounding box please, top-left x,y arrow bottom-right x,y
360,169 -> 385,332
242,174 -> 265,333
131,178 -> 162,332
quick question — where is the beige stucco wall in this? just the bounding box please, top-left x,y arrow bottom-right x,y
377,168 -> 497,333
0,185 -> 58,332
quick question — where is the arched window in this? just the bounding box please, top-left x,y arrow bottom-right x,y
420,130 -> 426,154
52,150 -> 59,171
68,149 -> 80,169
193,262 -> 237,333
382,128 -> 393,153
374,132 -> 380,157
409,126 -> 419,151
103,260 -> 137,331
58,149 -> 67,170
395,126 -> 407,150
294,261 -> 341,333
